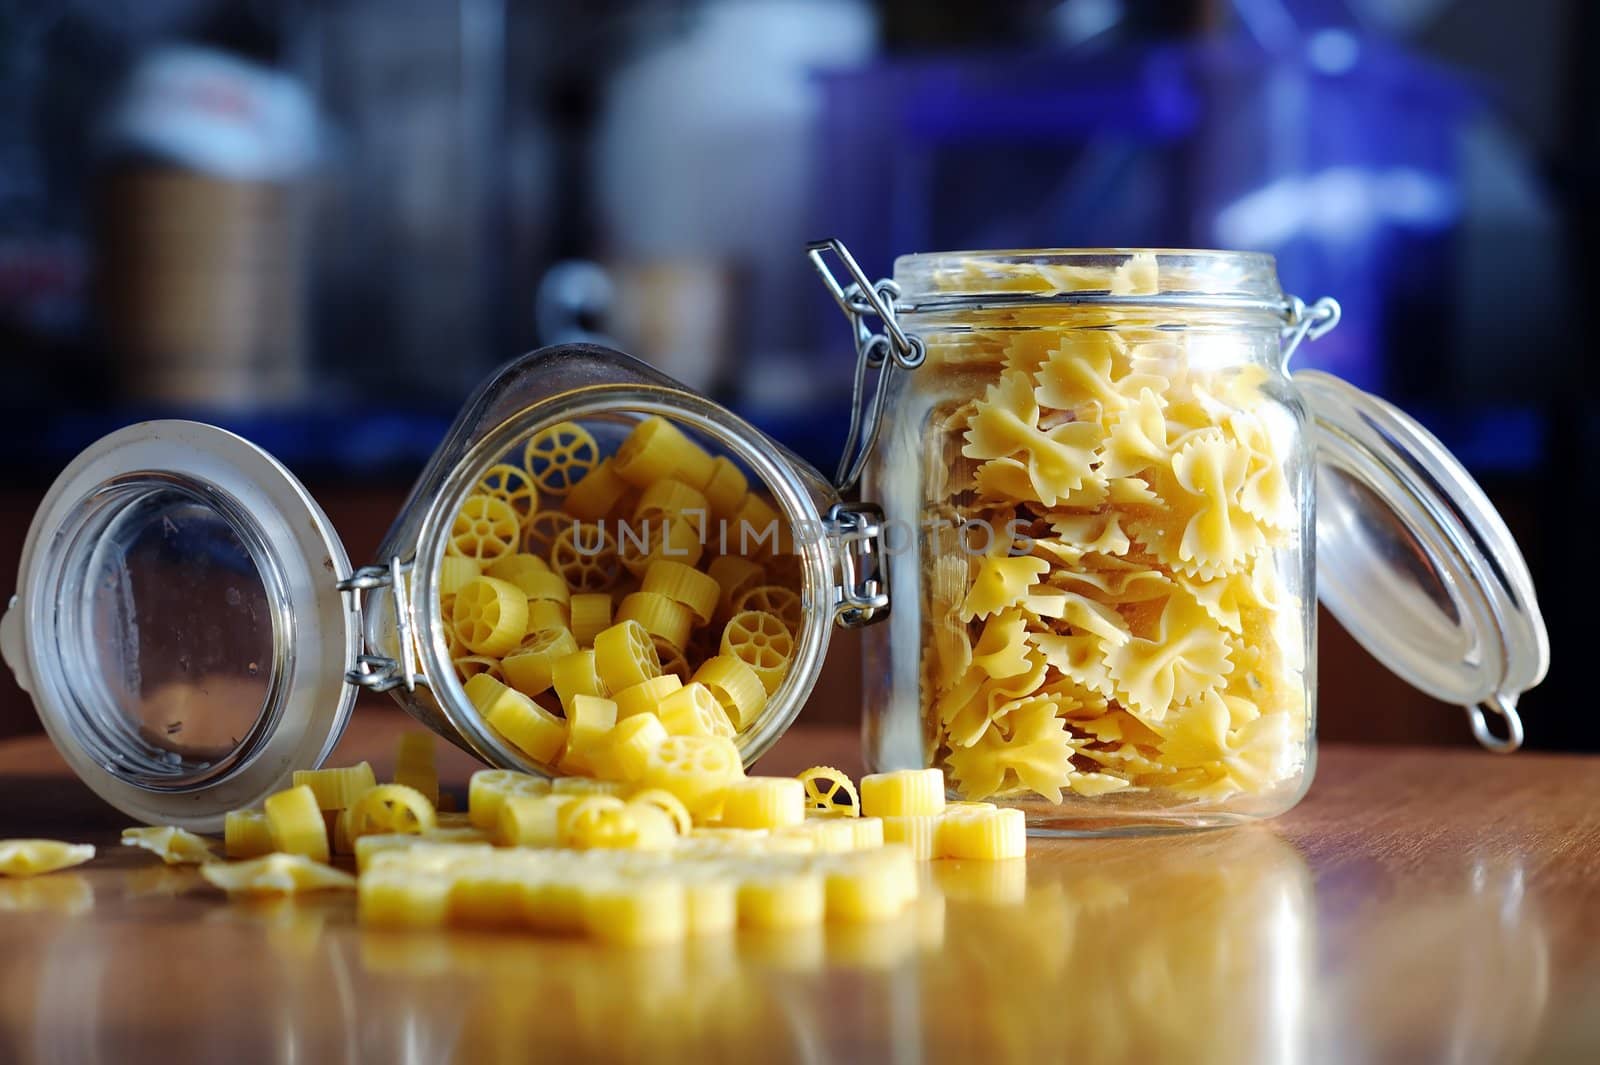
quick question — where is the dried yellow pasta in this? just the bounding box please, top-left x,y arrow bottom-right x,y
584,878 -> 687,946
612,674 -> 683,719
470,674 -> 567,763
656,682 -> 736,739
720,777 -> 805,829
393,731 -> 440,806
558,796 -> 640,850
641,560 -> 720,625
653,636 -> 692,682
640,734 -> 743,818
358,869 -> 452,927
292,761 -> 378,811
264,785 -> 330,863
568,592 -> 613,646
617,515 -> 705,575
737,870 -> 824,929
797,766 -> 860,817
523,421 -> 600,495
605,712 -> 670,783
467,770 -> 551,831
706,555 -> 765,619
0,840 -> 95,878
592,619 -> 662,693
484,551 -> 551,584
616,591 -> 693,650
452,576 -> 530,657
121,826 -> 215,865
823,854 -> 913,922
438,555 -> 485,599
935,805 -> 1026,860
879,815 -> 940,860
525,598 -> 568,634
347,784 -> 438,841
733,584 -> 802,634
448,493 -> 522,562
730,494 -> 785,557
551,521 -> 621,592
551,649 -> 608,708
559,694 -> 619,775
702,456 -> 749,520
614,416 -> 716,490
720,609 -> 793,695
692,654 -> 767,731
497,794 -> 573,847
634,478 -> 709,523
551,777 -> 631,798
628,789 -> 693,835
501,626 -> 579,697
860,769 -> 947,818
563,457 -> 632,521
522,509 -> 571,559
202,854 -> 356,896
224,809 -> 275,859
476,462 -> 540,524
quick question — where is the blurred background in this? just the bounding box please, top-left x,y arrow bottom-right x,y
0,0 -> 1589,747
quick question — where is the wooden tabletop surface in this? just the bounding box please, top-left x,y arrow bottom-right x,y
0,717 -> 1596,1064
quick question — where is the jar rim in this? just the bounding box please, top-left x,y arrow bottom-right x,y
893,247 -> 1290,318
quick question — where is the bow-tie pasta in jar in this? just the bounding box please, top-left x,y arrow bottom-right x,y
811,243 -> 1546,833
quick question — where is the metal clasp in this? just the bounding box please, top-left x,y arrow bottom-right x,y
825,501 -> 890,627
807,238 -> 925,494
1466,693 -> 1524,754
335,556 -> 420,693
1281,294 -> 1342,367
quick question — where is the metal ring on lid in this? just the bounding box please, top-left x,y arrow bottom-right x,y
1296,371 -> 1548,752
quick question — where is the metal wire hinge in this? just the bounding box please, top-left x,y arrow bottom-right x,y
807,238 -> 925,494
826,502 -> 890,627
1281,294 -> 1342,366
335,556 -> 420,693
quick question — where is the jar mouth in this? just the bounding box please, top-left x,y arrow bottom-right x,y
893,248 -> 1289,319
413,382 -> 834,774
32,472 -> 289,793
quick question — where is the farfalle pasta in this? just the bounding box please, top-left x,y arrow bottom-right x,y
903,252 -> 1311,812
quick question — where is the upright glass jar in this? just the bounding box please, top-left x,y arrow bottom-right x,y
1,345 -> 889,829
811,243 -> 1550,833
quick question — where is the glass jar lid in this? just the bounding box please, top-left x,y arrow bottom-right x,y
1295,371 -> 1547,751
1,421 -> 359,829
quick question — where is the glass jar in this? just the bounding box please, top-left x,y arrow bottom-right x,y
810,242 -> 1549,833
1,344 -> 888,829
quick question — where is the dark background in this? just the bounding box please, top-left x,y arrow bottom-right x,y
0,0 -> 1589,747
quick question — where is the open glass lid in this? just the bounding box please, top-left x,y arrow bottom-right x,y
0,421 -> 360,829
1296,371 -> 1549,751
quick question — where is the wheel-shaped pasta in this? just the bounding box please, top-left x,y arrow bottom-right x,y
467,769 -> 550,831
641,560 -> 719,625
617,515 -> 704,576
730,494 -> 785,558
733,584 -> 802,634
292,761 -> 378,811
437,555 -> 484,599
448,494 -> 521,562
526,597 -> 568,633
719,777 -> 805,829
523,421 -> 600,495
550,521 -> 621,592
559,694 -> 619,775
453,654 -> 505,685
706,555 -> 765,619
522,510 -> 571,559
502,626 -> 579,697
656,682 -> 735,739
626,789 -> 693,836
633,478 -> 709,523
613,416 -> 716,489
264,785 -> 330,862
563,457 -> 632,521
224,809 -> 274,859
484,552 -> 550,585
720,609 -> 794,695
346,784 -> 438,841
616,591 -> 693,651
692,654 -> 767,731
612,674 -> 683,720
652,636 -> 692,683
606,712 -> 670,782
703,456 -> 749,520
592,620 -> 661,693
476,462 -> 539,524
568,593 -> 612,647
468,673 -> 567,763
797,765 -> 860,817
558,796 -> 639,850
859,769 -> 946,818
551,650 -> 607,709
451,576 -> 529,657
640,734 -> 743,817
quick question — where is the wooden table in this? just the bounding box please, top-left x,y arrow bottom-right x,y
1,719 -> 1596,1064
